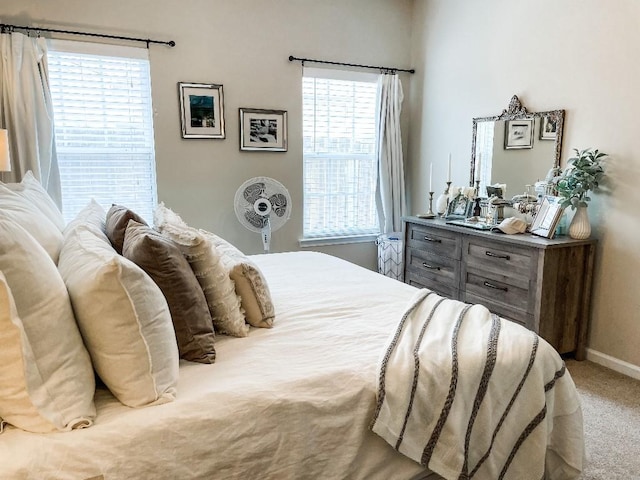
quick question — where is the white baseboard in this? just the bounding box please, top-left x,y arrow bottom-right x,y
585,348 -> 640,381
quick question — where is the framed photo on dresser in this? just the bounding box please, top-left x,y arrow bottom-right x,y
530,196 -> 564,238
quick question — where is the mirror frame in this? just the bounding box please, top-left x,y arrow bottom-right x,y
469,95 -> 565,186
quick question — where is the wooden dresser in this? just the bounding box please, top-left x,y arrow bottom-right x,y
402,216 -> 596,359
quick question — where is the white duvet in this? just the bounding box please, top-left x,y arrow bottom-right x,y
0,252 -> 428,480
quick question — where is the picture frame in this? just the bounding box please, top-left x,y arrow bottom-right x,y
540,115 -> 558,140
530,196 -> 564,238
445,193 -> 473,219
504,119 -> 534,149
239,108 -> 288,152
178,82 -> 225,139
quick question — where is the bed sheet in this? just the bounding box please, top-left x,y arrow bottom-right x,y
0,251 -> 429,480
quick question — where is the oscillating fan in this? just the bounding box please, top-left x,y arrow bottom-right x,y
234,177 -> 292,253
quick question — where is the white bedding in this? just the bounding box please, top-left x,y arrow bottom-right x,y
0,252 -> 429,480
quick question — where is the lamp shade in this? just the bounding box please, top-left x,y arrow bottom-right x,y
0,129 -> 11,172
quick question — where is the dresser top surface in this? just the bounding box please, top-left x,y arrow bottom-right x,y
403,216 -> 597,249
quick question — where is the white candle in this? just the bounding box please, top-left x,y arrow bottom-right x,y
475,152 -> 482,178
447,153 -> 452,182
429,162 -> 433,192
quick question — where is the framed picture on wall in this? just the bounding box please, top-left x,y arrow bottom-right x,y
504,119 -> 534,149
178,82 -> 225,139
239,108 -> 288,152
540,115 -> 558,140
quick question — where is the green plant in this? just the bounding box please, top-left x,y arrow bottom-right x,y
555,148 -> 606,209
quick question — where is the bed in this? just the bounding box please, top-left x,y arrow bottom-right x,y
0,177 -> 583,479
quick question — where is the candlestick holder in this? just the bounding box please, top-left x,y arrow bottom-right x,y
417,192 -> 436,219
435,181 -> 452,216
425,192 -> 437,218
474,180 -> 481,198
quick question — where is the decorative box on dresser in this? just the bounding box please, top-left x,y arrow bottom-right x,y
402,216 -> 596,360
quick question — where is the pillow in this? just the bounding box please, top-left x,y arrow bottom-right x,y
159,221 -> 249,337
58,221 -> 179,408
3,171 -> 66,231
154,201 -> 186,231
63,199 -> 106,238
105,204 -> 147,254
0,219 -> 95,433
0,184 -> 63,263
123,221 -> 217,362
201,231 -> 275,329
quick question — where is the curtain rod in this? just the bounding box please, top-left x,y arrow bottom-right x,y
0,23 -> 175,48
288,55 -> 414,74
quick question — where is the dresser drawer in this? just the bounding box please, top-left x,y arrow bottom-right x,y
464,272 -> 529,312
464,292 -> 532,329
462,237 -> 534,325
463,238 -> 534,289
405,248 -> 460,288
406,223 -> 461,260
406,271 -> 459,299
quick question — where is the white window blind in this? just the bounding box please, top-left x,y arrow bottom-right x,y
47,40 -> 157,223
302,67 -> 379,239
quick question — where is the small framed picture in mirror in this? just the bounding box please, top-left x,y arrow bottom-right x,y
504,119 -> 534,149
540,115 -> 558,140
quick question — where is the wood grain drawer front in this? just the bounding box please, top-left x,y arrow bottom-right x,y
464,239 -> 532,288
407,224 -> 461,260
406,272 -> 459,299
464,292 -> 532,330
406,248 -> 459,288
465,272 -> 529,312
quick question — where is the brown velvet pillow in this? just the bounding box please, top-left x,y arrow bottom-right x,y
122,220 -> 216,364
105,205 -> 147,254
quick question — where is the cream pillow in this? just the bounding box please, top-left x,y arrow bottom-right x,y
159,221 -> 249,337
0,220 -> 96,433
0,184 -> 63,263
201,231 -> 275,329
63,199 -> 106,238
4,171 -> 66,231
58,220 -> 179,408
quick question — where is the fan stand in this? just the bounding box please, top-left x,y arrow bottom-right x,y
261,217 -> 272,253
254,197 -> 272,253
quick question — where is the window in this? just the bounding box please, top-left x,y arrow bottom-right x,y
47,40 -> 157,223
302,68 -> 379,240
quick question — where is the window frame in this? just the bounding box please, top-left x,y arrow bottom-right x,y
47,39 -> 158,223
300,67 -> 380,245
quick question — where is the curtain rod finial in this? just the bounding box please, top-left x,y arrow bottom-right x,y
168,40 -> 176,47
288,55 -> 294,62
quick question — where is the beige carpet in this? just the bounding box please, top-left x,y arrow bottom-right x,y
566,359 -> 640,480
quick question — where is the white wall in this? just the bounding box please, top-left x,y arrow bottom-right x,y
0,0 -> 414,271
409,0 -> 640,370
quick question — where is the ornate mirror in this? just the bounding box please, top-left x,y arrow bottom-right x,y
470,95 -> 565,199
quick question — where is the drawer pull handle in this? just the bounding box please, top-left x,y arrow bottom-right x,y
422,262 -> 441,271
485,251 -> 510,260
423,236 -> 442,243
484,281 -> 508,292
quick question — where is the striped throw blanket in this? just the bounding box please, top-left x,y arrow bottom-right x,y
371,290 -> 584,480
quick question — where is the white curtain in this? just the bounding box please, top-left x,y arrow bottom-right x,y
375,73 -> 406,233
0,32 -> 60,205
